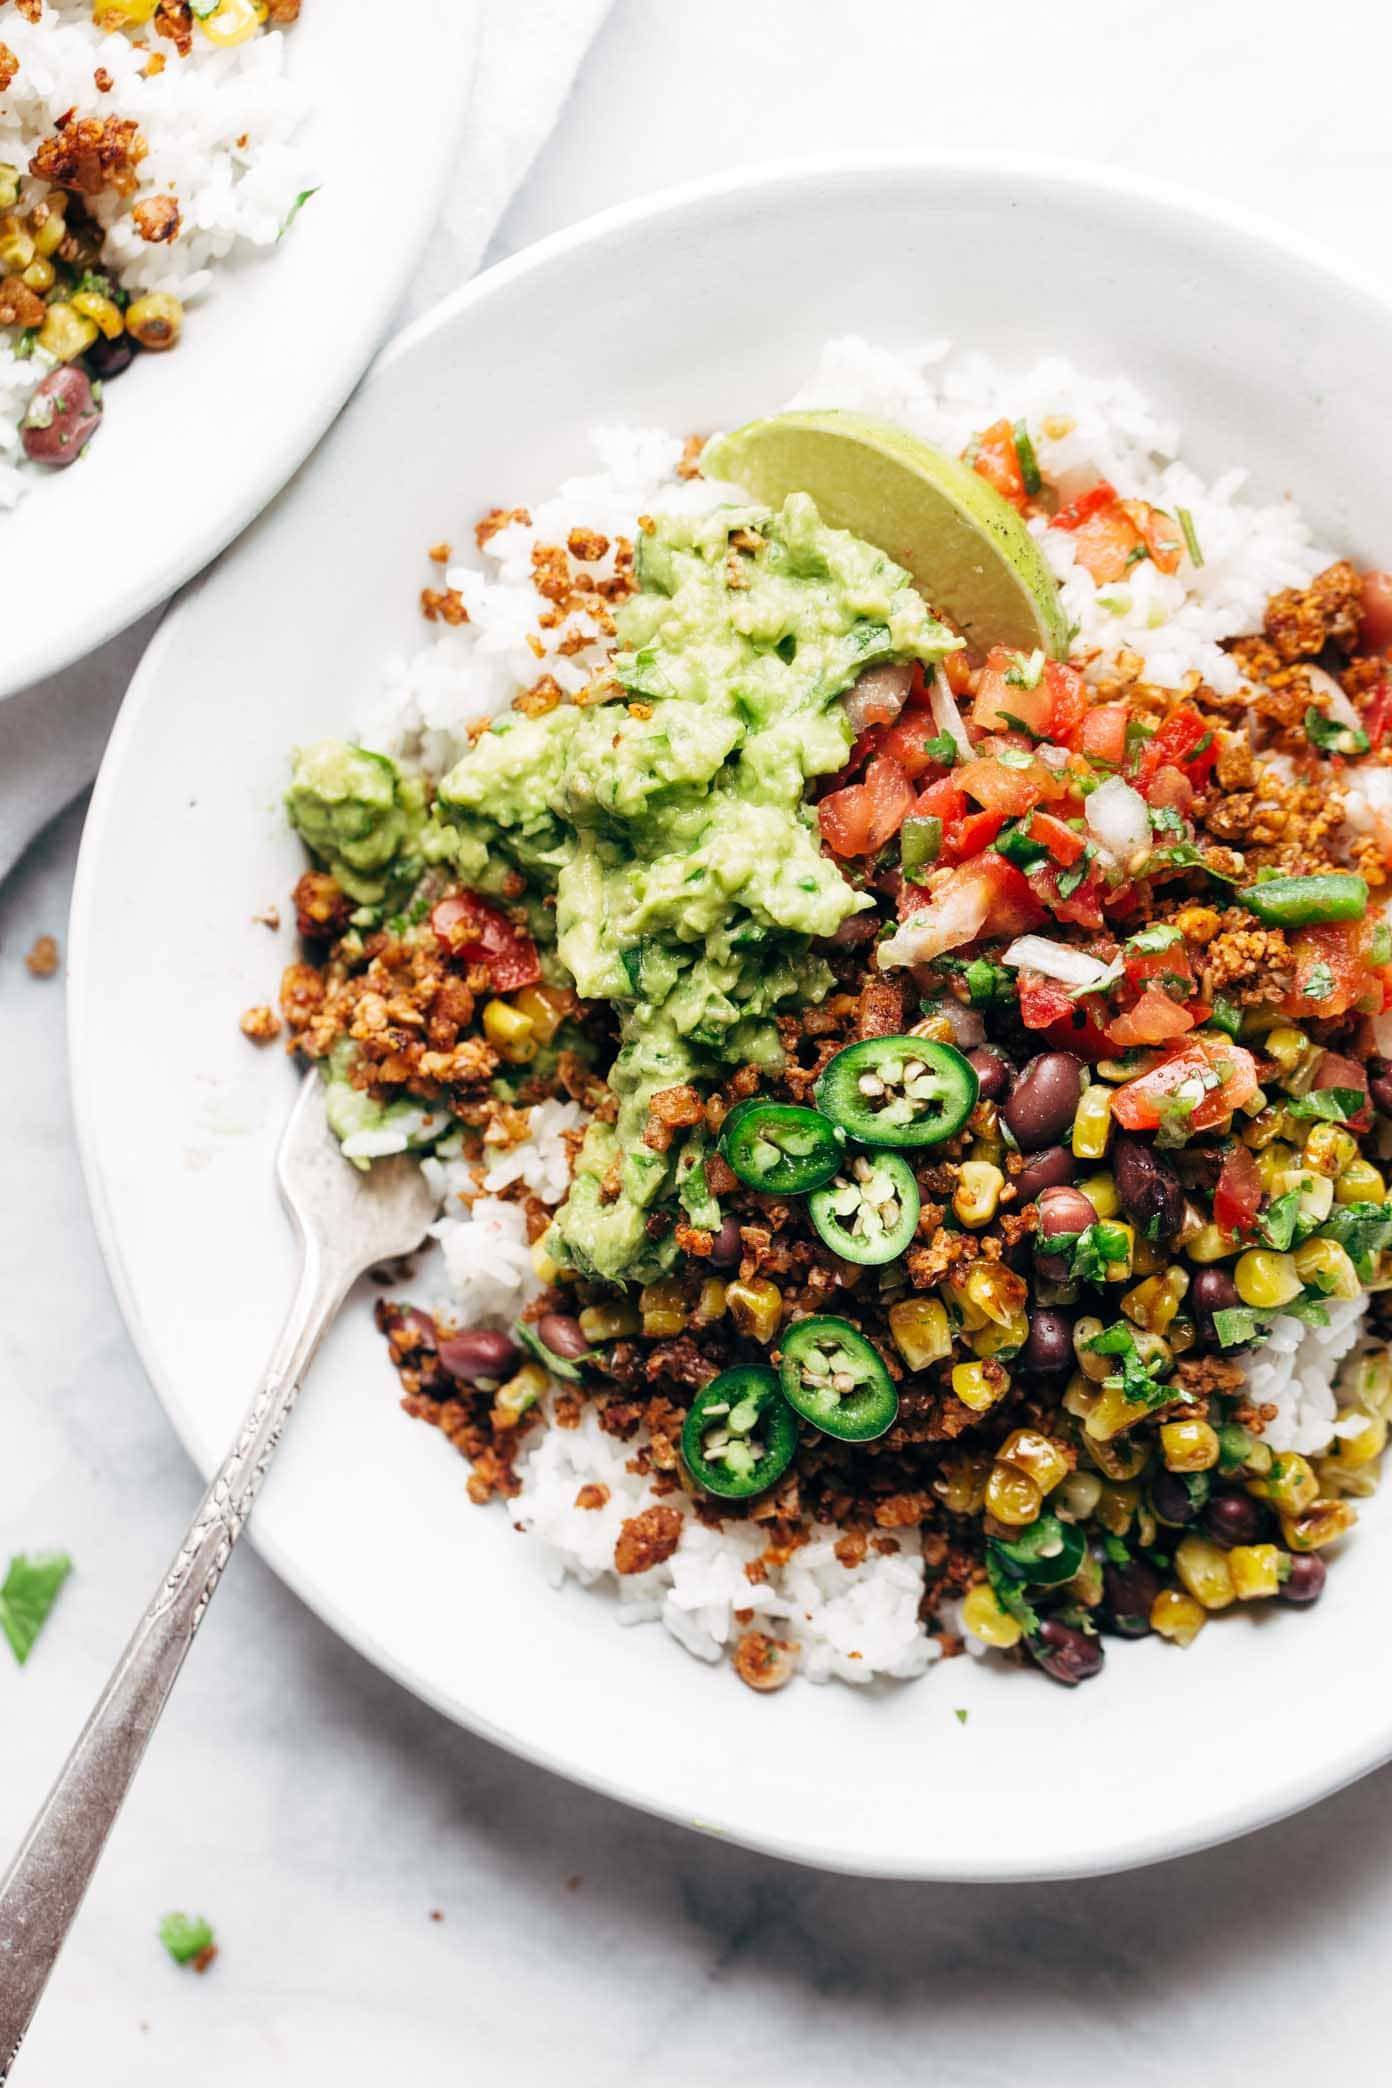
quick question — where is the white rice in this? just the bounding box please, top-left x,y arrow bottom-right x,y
1,1 -> 312,507
353,333 -> 1376,1680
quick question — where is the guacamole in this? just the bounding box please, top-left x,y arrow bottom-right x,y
286,741 -> 427,908
427,494 -> 960,1281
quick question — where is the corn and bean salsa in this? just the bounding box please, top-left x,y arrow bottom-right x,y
268,453 -> 1392,1694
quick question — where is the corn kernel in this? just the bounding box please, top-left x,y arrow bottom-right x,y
1160,1418 -> 1220,1472
1175,1533 -> 1235,1610
951,1359 -> 1010,1414
1073,1316 -> 1112,1382
1076,1171 -> 1119,1220
726,1278 -> 781,1344
887,1297 -> 952,1370
639,1278 -> 686,1339
1129,1234 -> 1166,1277
0,218 -> 35,274
493,1361 -> 547,1427
1318,1455 -> 1380,1499
1187,1222 -> 1240,1263
1280,1499 -> 1357,1552
971,1308 -> 1030,1359
1122,1267 -> 1189,1333
1265,1025 -> 1310,1076
1083,1430 -> 1151,1482
953,1160 -> 1004,1228
1173,904 -> 1220,944
1097,1221 -> 1134,1281
961,1583 -> 1022,1649
1350,1353 -> 1392,1420
31,202 -> 67,259
0,165 -> 18,213
71,288 -> 124,340
998,1428 -> 1072,1495
985,1461 -> 1043,1527
910,1013 -> 957,1045
1065,1550 -> 1105,1607
1234,1248 -> 1302,1309
1150,1587 -> 1207,1645
1228,1543 -> 1282,1600
1056,1470 -> 1102,1521
1071,1084 -> 1113,1160
1085,1383 -> 1154,1442
512,983 -> 567,1044
693,1278 -> 727,1325
961,1262 -> 1027,1329
1241,1107 -> 1285,1150
933,1453 -> 990,1515
1292,1237 -> 1361,1301
125,291 -> 183,350
1093,1480 -> 1140,1536
21,257 -> 55,294
37,301 -> 98,363
577,1300 -> 640,1343
197,0 -> 268,45
93,0 -> 160,22
1063,1370 -> 1097,1418
1300,1123 -> 1358,1179
1336,1157 -> 1387,1205
481,997 -> 536,1062
1248,1451 -> 1318,1514
530,1238 -> 562,1286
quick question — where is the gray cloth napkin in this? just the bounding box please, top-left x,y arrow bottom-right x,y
0,0 -> 612,888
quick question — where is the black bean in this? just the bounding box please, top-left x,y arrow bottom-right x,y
709,1215 -> 743,1267
966,1045 -> 1013,1103
1278,1554 -> 1327,1605
399,1307 -> 438,1351
84,331 -> 136,381
437,1328 -> 523,1384
1002,1052 -> 1085,1151
1028,1617 -> 1104,1687
830,912 -> 880,948
1102,1558 -> 1162,1637
1369,1058 -> 1392,1118
537,1312 -> 590,1361
1191,1267 -> 1242,1349
1035,1184 -> 1099,1281
1013,1144 -> 1078,1204
1150,1468 -> 1204,1527
1113,1135 -> 1185,1241
1203,1492 -> 1267,1549
1025,1307 -> 1074,1373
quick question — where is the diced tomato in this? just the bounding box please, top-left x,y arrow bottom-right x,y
969,419 -> 1028,513
1213,1144 -> 1263,1237
1136,708 -> 1219,793
942,649 -> 973,697
972,645 -> 1055,738
1052,482 -> 1119,531
818,755 -> 915,857
1031,858 -> 1106,930
1080,702 -> 1129,766
1361,676 -> 1392,750
1042,660 -> 1089,748
1311,1051 -> 1373,1132
1144,765 -> 1195,817
873,711 -> 948,779
1027,811 -> 1086,867
430,892 -> 541,992
890,853 -> 1042,959
956,755 -> 1046,819
942,808 -> 1006,863
1125,501 -> 1184,576
1018,971 -> 1077,1030
1110,1037 -> 1260,1133
1105,986 -> 1196,1050
1283,922 -> 1374,1020
1124,943 -> 1195,992
1041,998 -> 1114,1061
915,775 -> 968,825
1070,504 -> 1146,584
1361,573 -> 1392,653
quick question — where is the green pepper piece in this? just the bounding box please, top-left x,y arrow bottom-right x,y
989,1516 -> 1087,1587
681,1367 -> 799,1499
719,1099 -> 842,1194
994,816 -> 1050,870
778,1316 -> 898,1441
807,1151 -> 920,1266
1236,873 -> 1368,927
900,814 -> 942,882
513,1319 -> 590,1384
814,1035 -> 978,1148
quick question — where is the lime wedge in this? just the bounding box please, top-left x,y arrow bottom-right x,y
702,410 -> 1069,659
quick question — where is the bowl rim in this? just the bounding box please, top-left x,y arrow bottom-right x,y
69,148 -> 1392,1881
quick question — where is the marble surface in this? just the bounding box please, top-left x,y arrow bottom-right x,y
6,3 -> 1392,2078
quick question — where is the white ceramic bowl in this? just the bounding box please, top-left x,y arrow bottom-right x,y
70,154 -> 1392,1880
2,0 -> 476,701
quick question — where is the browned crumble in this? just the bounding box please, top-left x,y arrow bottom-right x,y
30,113 -> 147,197
24,934 -> 59,978
133,193 -> 180,244
239,1003 -> 281,1044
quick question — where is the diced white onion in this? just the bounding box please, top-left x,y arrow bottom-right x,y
1036,741 -> 1070,771
1306,664 -> 1363,732
929,665 -> 974,761
1085,774 -> 1150,865
843,662 -> 914,735
1002,936 -> 1122,993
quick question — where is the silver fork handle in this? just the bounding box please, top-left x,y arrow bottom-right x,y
0,1235 -> 353,2079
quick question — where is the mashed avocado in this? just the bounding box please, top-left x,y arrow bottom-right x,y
286,741 -> 427,907
429,494 -> 959,1282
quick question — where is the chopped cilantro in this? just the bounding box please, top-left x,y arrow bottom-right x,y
995,818 -> 1049,871
1147,805 -> 1186,838
953,1706 -> 970,1726
1126,921 -> 1183,954
1012,419 -> 1042,497
1071,1222 -> 1131,1284
1301,961 -> 1337,1003
1152,840 -> 1241,881
1285,1087 -> 1365,1123
1318,1201 -> 1392,1280
1055,855 -> 1090,899
1260,1188 -> 1303,1251
1304,706 -> 1369,758
986,1548 -> 1040,1635
1124,542 -> 1151,569
278,185 -> 321,241
1004,647 -> 1045,691
1154,1090 -> 1199,1149
0,1552 -> 72,1666
1102,1533 -> 1131,1567
922,731 -> 958,767
159,1913 -> 216,1967
1177,507 -> 1204,567
964,957 -> 1016,1005
1213,1306 -> 1265,1348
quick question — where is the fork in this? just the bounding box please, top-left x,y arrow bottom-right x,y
0,1073 -> 437,2077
